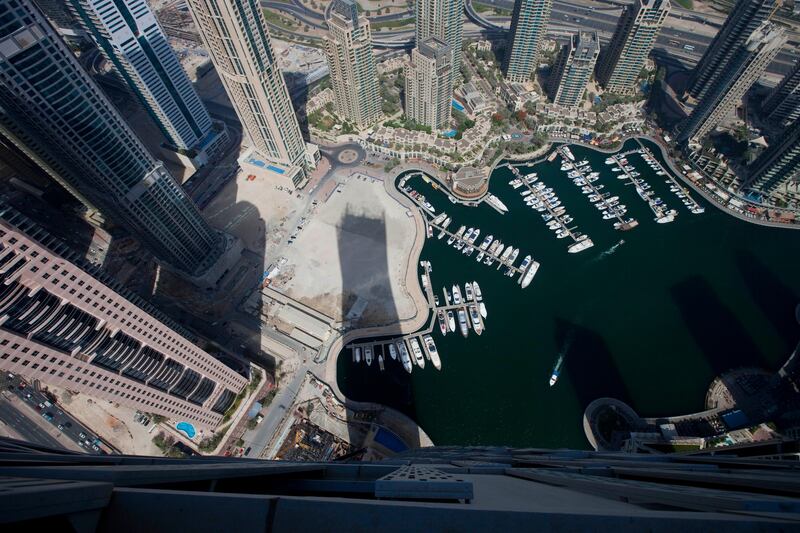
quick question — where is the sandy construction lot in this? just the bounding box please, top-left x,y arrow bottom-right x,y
280,177 -> 416,325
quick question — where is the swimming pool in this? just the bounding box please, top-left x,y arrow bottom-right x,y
373,427 -> 407,452
176,421 -> 196,439
451,99 -> 465,111
441,129 -> 458,138
246,157 -> 286,174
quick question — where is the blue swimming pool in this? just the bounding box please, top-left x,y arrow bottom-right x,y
246,157 -> 286,174
176,421 -> 196,439
441,129 -> 458,138
373,427 -> 407,452
451,99 -> 465,111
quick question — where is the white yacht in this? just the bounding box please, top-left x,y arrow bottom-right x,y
365,347 -> 373,366
410,338 -> 425,369
388,343 -> 397,360
423,335 -> 441,371
397,341 -> 412,373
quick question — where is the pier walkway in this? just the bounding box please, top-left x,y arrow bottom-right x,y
559,148 -> 636,230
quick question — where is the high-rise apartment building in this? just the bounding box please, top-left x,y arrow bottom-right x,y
185,0 -> 315,189
324,0 -> 381,130
405,38 -> 453,131
67,0 -> 228,164
744,120 -> 800,195
762,60 -> 800,128
0,204 -> 246,430
0,0 -> 223,276
595,0 -> 670,94
503,0 -> 553,83
415,0 -> 464,81
677,22 -> 785,144
687,0 -> 779,101
548,32 -> 599,108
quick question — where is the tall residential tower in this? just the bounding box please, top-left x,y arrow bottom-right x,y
405,38 -> 453,131
415,0 -> 464,81
503,0 -> 553,83
185,0 -> 315,188
595,0 -> 670,94
0,204 -> 247,430
548,32 -> 600,108
677,22 -> 786,144
0,0 -> 223,276
324,0 -> 381,130
744,120 -> 800,196
687,0 -> 779,100
762,60 -> 800,127
67,0 -> 228,164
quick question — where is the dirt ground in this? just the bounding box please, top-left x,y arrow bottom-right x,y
279,176 -> 416,323
203,169 -> 305,255
50,386 -> 162,456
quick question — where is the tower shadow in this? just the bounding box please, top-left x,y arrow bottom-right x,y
335,205 -> 420,454
734,249 -> 799,355
670,276 -> 768,374
556,317 -> 633,410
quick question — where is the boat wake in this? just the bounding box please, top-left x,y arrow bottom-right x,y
594,239 -> 625,261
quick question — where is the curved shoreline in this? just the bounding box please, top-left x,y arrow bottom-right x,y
321,167 -> 433,447
318,137 -> 797,451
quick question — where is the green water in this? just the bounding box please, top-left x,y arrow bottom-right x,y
336,138 -> 800,449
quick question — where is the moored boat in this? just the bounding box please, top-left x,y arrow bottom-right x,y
458,309 -> 469,337
410,338 -> 425,369
423,335 -> 441,370
438,310 -> 448,335
397,341 -> 412,373
447,310 -> 456,332
469,305 -> 483,335
365,347 -> 373,366
388,343 -> 397,360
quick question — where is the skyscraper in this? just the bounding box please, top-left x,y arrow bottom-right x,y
503,0 -> 553,83
67,0 -> 228,163
762,60 -> 800,128
0,203 -> 247,430
687,0 -> 779,101
324,0 -> 381,130
0,0 -> 223,276
405,38 -> 453,131
548,32 -> 599,108
677,22 -> 785,144
744,120 -> 800,196
595,0 -> 670,94
415,0 -> 464,81
185,0 -> 314,188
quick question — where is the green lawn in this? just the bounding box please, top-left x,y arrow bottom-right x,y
673,0 -> 693,8
372,17 -> 415,30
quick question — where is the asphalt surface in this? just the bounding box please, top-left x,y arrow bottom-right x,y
261,0 -> 798,76
0,373 -> 106,453
0,397 -> 64,449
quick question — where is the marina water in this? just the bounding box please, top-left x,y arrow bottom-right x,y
336,138 -> 800,448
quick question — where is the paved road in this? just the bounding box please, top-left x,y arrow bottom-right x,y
241,363 -> 308,456
0,396 -> 65,449
0,374 -> 106,453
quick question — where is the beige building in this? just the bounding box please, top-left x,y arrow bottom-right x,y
404,38 -> 453,131
186,0 -> 315,188
415,0 -> 464,82
678,22 -> 786,143
596,0 -> 670,94
0,204 -> 247,430
324,0 -> 381,130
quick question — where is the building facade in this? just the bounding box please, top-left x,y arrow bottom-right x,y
677,22 -> 785,144
549,32 -> 599,108
687,0 -> 779,101
595,0 -> 670,94
405,38 -> 453,131
324,0 -> 381,130
0,0 -> 223,276
762,60 -> 800,128
185,0 -> 314,188
415,0 -> 464,81
67,0 -> 226,162
0,204 -> 246,430
744,120 -> 800,195
503,0 -> 553,83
